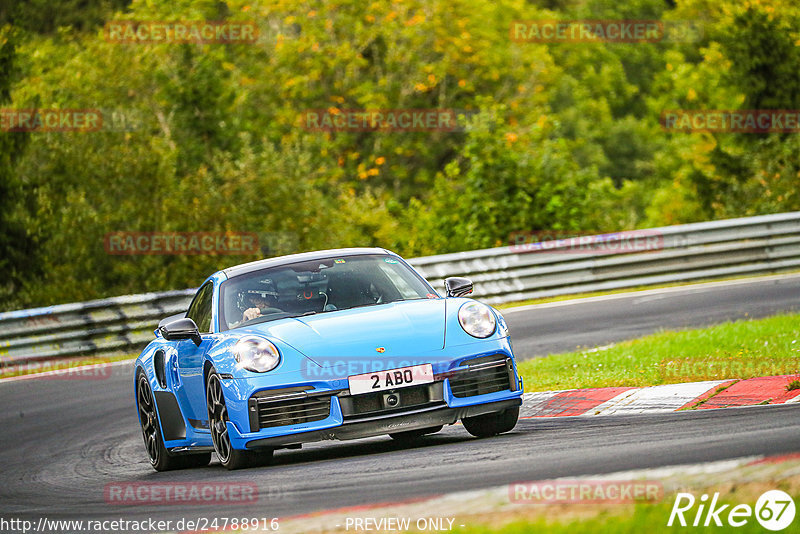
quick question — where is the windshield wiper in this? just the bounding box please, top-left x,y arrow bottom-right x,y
282,310 -> 320,320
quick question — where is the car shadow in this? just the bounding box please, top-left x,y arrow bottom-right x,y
189,427 -> 484,472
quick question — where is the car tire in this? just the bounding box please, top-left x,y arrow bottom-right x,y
462,407 -> 519,438
206,370 -> 271,470
389,425 -> 443,442
136,371 -> 193,471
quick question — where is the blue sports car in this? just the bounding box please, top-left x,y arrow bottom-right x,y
134,248 -> 523,470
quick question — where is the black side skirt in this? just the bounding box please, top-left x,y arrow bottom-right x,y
154,391 -> 187,441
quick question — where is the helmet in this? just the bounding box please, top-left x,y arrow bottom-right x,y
237,280 -> 278,310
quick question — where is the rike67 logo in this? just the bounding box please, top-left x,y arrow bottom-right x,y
668,490 -> 795,530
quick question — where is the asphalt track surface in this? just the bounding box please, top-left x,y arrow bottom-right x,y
2,275 -> 800,526
505,273 -> 800,357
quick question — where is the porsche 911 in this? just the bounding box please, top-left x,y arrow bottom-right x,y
134,248 -> 523,470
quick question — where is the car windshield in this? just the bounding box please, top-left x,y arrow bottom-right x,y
219,254 -> 436,331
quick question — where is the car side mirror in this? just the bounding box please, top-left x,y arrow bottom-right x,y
159,318 -> 202,346
445,277 -> 474,298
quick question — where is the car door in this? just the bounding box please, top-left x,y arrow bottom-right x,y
174,282 -> 215,424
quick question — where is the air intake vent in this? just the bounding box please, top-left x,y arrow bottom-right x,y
248,388 -> 332,431
449,356 -> 514,398
338,382 -> 446,420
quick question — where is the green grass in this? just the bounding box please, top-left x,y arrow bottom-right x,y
450,498 -> 794,534
517,312 -> 800,392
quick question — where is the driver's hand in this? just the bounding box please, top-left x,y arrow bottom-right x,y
243,307 -> 262,321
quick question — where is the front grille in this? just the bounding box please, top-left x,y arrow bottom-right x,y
248,387 -> 332,431
350,385 -> 430,415
339,382 -> 445,420
449,356 -> 514,398
351,393 -> 382,414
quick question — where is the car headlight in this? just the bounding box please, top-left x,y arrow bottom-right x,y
458,302 -> 497,338
233,336 -> 281,372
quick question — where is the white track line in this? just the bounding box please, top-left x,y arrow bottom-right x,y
784,393 -> 800,404
584,381 -> 729,416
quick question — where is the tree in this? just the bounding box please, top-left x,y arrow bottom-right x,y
0,26 -> 34,308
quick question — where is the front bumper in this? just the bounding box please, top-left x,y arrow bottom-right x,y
220,347 -> 524,450
244,398 -> 522,449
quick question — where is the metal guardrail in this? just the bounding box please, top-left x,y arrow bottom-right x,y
2,212 -> 799,367
0,290 -> 195,367
410,211 -> 800,304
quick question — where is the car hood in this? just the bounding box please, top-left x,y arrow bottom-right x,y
245,299 -> 446,360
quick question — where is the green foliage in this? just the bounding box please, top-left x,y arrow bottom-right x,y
0,25 -> 34,307
2,0 -> 132,34
2,0 -> 800,309
400,103 -> 609,255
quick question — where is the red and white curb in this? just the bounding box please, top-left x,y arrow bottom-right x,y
521,375 -> 800,418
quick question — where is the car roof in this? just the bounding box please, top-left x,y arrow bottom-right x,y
221,247 -> 394,279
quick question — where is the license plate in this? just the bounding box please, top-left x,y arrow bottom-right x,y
348,364 -> 434,395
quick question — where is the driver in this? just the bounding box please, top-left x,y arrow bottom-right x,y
240,287 -> 280,322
